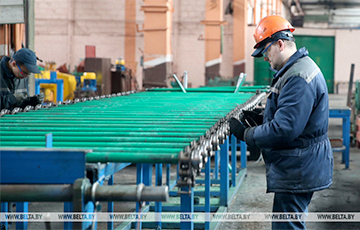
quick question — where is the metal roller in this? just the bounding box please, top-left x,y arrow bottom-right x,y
92,183 -> 168,202
0,91 -> 266,186
0,182 -> 168,203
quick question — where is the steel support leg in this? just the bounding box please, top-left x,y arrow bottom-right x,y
143,164 -> 152,205
64,202 -> 73,230
166,164 -> 171,187
220,139 -> 229,206
231,135 -> 237,187
205,156 -> 211,230
343,115 -> 350,169
180,186 -> 194,230
108,175 -> 114,230
1,202 -> 8,230
135,164 -> 144,230
155,164 -> 162,229
240,141 -> 247,169
16,202 -> 28,230
214,150 -> 219,179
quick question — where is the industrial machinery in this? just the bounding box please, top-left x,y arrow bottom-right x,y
34,70 -> 77,103
74,72 -> 98,98
0,87 -> 266,230
0,147 -> 168,230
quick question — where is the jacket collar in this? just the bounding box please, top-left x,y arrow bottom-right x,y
1,56 -> 15,80
272,47 -> 309,79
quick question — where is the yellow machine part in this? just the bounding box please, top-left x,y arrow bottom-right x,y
40,84 -> 56,103
57,72 -> 77,100
80,72 -> 96,86
34,71 -> 77,102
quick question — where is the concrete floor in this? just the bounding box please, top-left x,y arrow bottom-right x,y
7,94 -> 360,230
219,146 -> 360,230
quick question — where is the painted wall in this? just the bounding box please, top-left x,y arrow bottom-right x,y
221,12 -> 235,79
333,29 -> 360,93
34,0 -> 360,91
172,0 -> 206,88
35,0 -> 144,86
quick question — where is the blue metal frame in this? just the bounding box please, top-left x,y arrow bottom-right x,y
0,148 -> 86,184
97,163 -> 131,183
0,135 -> 247,230
0,147 -> 133,230
240,141 -> 247,169
329,107 -> 351,169
231,135 -> 237,187
213,150 -> 219,179
219,138 -> 229,206
35,71 -> 64,102
205,156 -> 211,230
0,134 -> 248,230
180,186 -> 194,230
16,202 -> 28,230
135,164 -> 144,230
108,175 -> 114,230
0,148 -> 88,230
140,134 -> 248,230
155,164 -> 163,229
64,202 -> 73,230
1,203 -> 8,229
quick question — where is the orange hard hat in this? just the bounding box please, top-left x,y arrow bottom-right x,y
253,15 -> 295,48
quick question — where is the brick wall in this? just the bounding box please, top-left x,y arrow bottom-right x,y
35,0 -> 360,90
172,0 -> 206,87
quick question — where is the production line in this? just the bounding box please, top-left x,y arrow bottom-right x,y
0,89 -> 266,230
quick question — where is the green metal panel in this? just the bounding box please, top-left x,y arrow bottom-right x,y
253,58 -> 273,86
294,35 -> 335,93
254,35 -> 335,93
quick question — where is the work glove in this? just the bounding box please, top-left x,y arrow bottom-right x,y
228,117 -> 248,141
14,93 -> 27,107
36,93 -> 45,104
242,110 -> 263,126
19,93 -> 44,109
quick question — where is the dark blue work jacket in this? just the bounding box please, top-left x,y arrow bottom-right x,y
0,56 -> 28,110
245,47 -> 333,193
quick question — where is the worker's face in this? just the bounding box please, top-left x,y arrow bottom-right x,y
263,40 -> 282,71
13,61 -> 31,79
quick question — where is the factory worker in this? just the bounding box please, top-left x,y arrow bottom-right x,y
229,15 -> 333,230
0,48 -> 44,110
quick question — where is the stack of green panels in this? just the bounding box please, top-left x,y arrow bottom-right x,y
0,91 -> 255,164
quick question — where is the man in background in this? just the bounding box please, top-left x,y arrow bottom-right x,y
0,48 -> 44,110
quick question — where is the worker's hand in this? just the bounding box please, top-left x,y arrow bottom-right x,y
14,93 -> 27,107
17,93 -> 45,109
243,110 -> 263,126
228,117 -> 248,141
35,93 -> 45,104
19,95 -> 40,108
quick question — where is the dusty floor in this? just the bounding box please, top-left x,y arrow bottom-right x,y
218,148 -> 360,230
